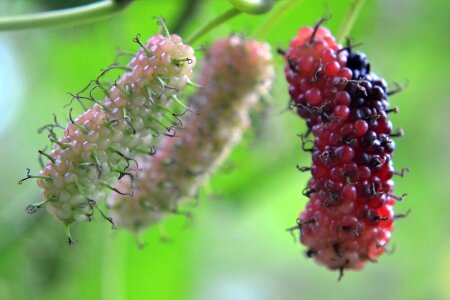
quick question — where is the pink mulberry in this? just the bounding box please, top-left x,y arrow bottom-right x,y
26,29 -> 196,241
107,36 -> 274,235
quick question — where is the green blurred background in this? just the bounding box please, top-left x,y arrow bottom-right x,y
0,0 -> 449,299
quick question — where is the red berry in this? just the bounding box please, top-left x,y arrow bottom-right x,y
305,88 -> 322,106
285,23 -> 348,127
354,120 -> 369,137
336,145 -> 355,163
324,61 -> 341,76
335,91 -> 351,105
334,105 -> 350,120
284,23 -> 404,274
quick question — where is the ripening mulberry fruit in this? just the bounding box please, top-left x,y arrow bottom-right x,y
28,29 -> 196,240
284,24 -> 351,129
283,23 -> 404,273
107,36 -> 274,234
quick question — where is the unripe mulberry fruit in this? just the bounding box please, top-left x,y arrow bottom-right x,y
283,23 -> 404,275
27,29 -> 196,241
107,36 -> 274,235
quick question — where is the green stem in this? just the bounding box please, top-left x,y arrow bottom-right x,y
254,0 -> 303,39
337,0 -> 366,44
0,0 -> 131,31
171,0 -> 202,34
186,8 -> 241,44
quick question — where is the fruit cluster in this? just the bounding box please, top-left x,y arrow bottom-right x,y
32,32 -> 196,237
108,36 -> 274,234
283,24 -> 402,272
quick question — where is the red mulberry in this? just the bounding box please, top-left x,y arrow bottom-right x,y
284,23 -> 403,273
284,24 -> 351,129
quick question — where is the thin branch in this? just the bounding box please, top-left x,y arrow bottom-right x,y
0,0 -> 132,31
337,0 -> 366,44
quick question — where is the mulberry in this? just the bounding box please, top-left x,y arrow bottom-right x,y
107,36 -> 274,235
26,29 -> 196,241
284,23 -> 351,129
283,23 -> 404,274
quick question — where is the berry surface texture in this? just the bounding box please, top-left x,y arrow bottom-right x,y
284,23 -> 402,274
34,33 -> 196,238
108,36 -> 274,234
